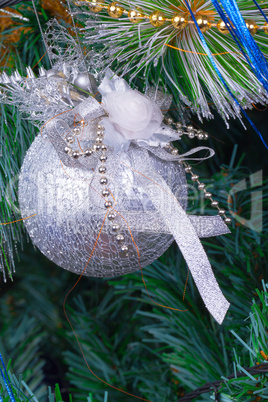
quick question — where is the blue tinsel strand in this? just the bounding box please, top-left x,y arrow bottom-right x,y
208,1 -> 255,74
219,0 -> 268,91
182,0 -> 268,149
0,354 -> 15,402
252,0 -> 268,24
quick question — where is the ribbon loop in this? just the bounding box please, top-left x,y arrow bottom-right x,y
144,145 -> 215,163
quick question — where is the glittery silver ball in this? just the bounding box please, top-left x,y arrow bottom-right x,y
19,134 -> 187,277
218,209 -> 225,215
224,217 -> 231,224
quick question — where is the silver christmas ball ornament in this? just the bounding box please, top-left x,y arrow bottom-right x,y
18,134 -> 187,277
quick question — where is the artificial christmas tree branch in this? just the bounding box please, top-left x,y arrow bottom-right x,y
177,364 -> 268,401
0,1 -> 24,7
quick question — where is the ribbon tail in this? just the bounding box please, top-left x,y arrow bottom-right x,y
189,215 -> 231,238
130,147 -> 230,324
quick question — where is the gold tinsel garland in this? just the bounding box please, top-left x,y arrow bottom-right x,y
75,0 -> 268,35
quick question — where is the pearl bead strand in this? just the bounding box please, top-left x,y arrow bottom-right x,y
165,117 -> 209,141
184,162 -> 231,224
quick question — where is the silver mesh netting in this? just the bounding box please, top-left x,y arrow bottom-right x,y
18,134 -> 187,277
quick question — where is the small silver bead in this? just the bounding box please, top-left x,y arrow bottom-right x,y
72,150 -> 80,159
187,125 -> 194,131
66,135 -> 75,144
73,127 -> 81,136
164,143 -> 172,150
100,177 -> 108,185
166,117 -> 173,125
197,132 -> 205,140
102,189 -> 110,197
97,130 -> 104,136
185,165 -> 192,173
93,144 -> 101,151
198,183 -> 206,190
64,146 -> 72,155
121,245 -> 129,254
99,166 -> 107,174
218,208 -> 225,215
211,200 -> 219,207
111,224 -> 120,232
188,131 -> 195,139
85,148 -> 93,157
191,174 -> 199,181
203,133 -> 209,140
116,234 -> 125,243
176,122 -> 182,129
97,124 -> 104,130
95,137 -> 103,144
171,148 -> 179,155
100,155 -> 107,162
101,144 -> 107,151
224,217 -> 232,224
105,201 -> 112,209
108,212 -> 116,220
176,129 -> 183,135
204,192 -> 212,198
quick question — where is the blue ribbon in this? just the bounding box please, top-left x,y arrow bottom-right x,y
182,0 -> 268,149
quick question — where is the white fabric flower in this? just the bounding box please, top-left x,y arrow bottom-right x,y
102,89 -> 163,141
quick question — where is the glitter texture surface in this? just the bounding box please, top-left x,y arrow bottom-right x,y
130,146 -> 230,324
18,134 -> 187,277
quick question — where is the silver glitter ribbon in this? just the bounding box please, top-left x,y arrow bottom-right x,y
130,146 -> 230,324
44,92 -> 230,324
